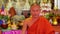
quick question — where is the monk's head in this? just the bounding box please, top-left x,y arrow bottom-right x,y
30,3 -> 41,18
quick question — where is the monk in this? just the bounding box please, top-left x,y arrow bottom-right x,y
22,3 -> 55,34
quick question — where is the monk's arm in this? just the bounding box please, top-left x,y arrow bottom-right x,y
22,21 -> 27,34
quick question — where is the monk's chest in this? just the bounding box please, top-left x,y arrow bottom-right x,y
27,19 -> 38,28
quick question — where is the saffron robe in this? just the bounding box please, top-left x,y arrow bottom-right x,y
27,16 -> 55,34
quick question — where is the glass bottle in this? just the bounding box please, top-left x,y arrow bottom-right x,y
53,17 -> 58,25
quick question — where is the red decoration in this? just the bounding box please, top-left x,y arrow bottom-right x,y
0,9 -> 2,14
9,7 -> 16,17
1,24 -> 8,29
0,30 -> 2,34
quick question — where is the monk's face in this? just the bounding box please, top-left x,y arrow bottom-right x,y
30,5 -> 41,18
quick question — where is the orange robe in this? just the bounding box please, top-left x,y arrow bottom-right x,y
27,16 -> 55,34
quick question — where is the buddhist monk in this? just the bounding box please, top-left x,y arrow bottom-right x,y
22,3 -> 55,34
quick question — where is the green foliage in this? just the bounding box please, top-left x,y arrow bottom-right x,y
0,15 -> 9,21
0,15 -> 3,20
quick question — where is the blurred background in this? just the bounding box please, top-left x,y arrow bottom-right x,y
0,0 -> 60,34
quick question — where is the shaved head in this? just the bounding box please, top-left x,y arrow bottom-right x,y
30,3 -> 41,18
30,3 -> 40,10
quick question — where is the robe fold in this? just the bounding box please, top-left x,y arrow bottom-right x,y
27,16 -> 55,34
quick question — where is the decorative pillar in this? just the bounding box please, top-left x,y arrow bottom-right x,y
6,0 -> 13,10
58,0 -> 60,9
23,0 -> 30,10
54,0 -> 58,10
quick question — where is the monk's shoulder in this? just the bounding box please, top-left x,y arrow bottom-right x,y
23,17 -> 31,23
39,16 -> 48,23
26,17 -> 31,21
39,16 -> 46,20
39,16 -> 50,24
